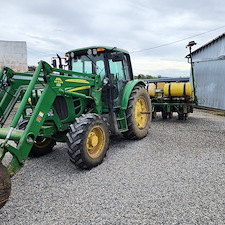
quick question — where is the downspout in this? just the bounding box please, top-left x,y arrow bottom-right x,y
186,41 -> 198,105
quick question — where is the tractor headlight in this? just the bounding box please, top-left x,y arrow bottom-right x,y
70,52 -> 74,58
92,49 -> 97,55
87,49 -> 92,55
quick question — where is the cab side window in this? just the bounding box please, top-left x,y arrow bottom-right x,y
109,60 -> 124,80
108,54 -> 130,81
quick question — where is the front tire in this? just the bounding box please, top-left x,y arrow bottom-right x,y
123,86 -> 152,140
18,119 -> 56,157
0,162 -> 11,209
29,137 -> 56,157
66,114 -> 109,169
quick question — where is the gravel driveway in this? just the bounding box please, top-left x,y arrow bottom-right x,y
0,110 -> 224,225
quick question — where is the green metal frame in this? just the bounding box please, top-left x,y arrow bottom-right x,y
0,58 -> 143,176
0,61 -> 104,176
151,96 -> 194,116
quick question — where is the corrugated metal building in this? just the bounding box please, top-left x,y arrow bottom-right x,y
189,33 -> 225,110
0,40 -> 27,72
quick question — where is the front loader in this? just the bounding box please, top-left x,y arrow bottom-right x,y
0,46 -> 152,209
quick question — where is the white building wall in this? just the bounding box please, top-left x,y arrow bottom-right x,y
0,41 -> 27,72
192,36 -> 225,110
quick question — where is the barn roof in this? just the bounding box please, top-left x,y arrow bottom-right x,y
186,33 -> 225,57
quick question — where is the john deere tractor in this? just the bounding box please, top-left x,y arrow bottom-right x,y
0,46 -> 151,209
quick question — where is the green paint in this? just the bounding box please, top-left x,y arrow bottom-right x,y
0,47 -> 140,175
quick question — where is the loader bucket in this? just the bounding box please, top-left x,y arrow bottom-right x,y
0,162 -> 11,209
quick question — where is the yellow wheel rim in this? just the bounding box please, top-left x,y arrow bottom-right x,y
86,125 -> 105,158
135,96 -> 148,128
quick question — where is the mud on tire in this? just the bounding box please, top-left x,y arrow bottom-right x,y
0,163 -> 11,209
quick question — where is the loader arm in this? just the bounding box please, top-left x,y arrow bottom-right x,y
0,46 -> 153,210
0,61 -> 102,176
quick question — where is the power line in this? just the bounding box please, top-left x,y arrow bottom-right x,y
130,25 -> 225,54
27,47 -> 54,56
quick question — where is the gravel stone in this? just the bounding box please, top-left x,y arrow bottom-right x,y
0,110 -> 224,225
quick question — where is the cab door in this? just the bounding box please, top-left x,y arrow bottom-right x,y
108,53 -> 131,108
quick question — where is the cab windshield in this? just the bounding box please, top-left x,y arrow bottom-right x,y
70,53 -> 105,79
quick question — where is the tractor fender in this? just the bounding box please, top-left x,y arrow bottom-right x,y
121,80 -> 146,110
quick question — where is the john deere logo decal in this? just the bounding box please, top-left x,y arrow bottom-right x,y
54,77 -> 63,86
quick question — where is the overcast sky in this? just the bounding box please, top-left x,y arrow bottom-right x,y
1,0 -> 225,77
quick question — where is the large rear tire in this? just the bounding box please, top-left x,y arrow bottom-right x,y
123,86 -> 152,140
18,120 -> 56,157
66,114 -> 109,169
0,162 -> 11,209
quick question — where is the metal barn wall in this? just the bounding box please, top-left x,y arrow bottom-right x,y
192,37 -> 225,110
0,41 -> 27,72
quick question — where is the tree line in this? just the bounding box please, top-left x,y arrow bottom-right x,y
134,74 -> 162,79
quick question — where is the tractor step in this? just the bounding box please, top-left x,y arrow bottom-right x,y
116,116 -> 128,132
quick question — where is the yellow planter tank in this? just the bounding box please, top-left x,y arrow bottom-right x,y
156,82 -> 165,90
148,83 -> 156,97
164,82 -> 193,97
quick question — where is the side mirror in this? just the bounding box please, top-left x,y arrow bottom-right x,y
112,52 -> 124,62
52,59 -> 57,68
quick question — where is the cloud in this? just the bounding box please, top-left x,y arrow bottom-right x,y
0,0 -> 225,76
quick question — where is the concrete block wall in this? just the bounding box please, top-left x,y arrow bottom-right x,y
0,41 -> 27,72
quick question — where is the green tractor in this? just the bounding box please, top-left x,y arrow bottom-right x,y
0,46 -> 151,209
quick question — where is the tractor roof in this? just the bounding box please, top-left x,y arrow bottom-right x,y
66,46 -> 129,54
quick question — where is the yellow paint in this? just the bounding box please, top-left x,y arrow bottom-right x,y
135,96 -> 148,128
67,86 -> 91,92
54,77 -> 63,84
165,82 -> 193,97
164,82 -> 193,97
148,83 -> 156,97
86,126 -> 106,158
156,82 -> 165,90
65,79 -> 90,84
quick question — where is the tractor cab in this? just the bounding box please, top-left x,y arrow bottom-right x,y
66,46 -> 134,109
66,46 -> 134,81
